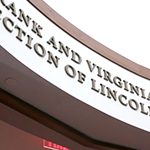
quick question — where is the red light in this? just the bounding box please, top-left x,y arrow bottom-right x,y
43,140 -> 69,150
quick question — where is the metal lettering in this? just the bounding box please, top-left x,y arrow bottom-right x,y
3,17 -> 14,32
32,20 -> 43,38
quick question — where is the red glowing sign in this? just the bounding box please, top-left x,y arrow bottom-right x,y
43,140 -> 69,150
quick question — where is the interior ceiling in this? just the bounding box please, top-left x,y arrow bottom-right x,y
0,105 -> 95,150
0,46 -> 150,150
